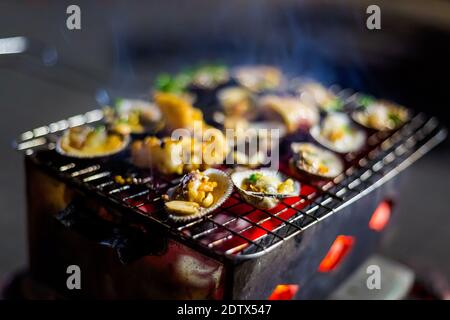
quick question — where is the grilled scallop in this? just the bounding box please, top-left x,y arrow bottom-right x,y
296,81 -> 344,112
57,125 -> 129,159
104,98 -> 163,135
352,99 -> 409,131
290,142 -> 343,180
231,169 -> 300,209
310,113 -> 366,154
232,65 -> 283,92
259,95 -> 319,133
164,169 -> 233,222
217,86 -> 256,119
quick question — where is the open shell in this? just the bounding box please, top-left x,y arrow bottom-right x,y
231,169 -> 300,209
290,142 -> 344,180
232,65 -> 284,92
351,100 -> 409,131
105,99 -> 163,135
259,94 -> 319,133
165,168 -> 233,223
56,127 -> 130,159
310,113 -> 366,154
217,86 -> 257,120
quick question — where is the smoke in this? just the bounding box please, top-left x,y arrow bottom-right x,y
104,0 -> 371,90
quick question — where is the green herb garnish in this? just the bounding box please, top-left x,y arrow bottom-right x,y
154,73 -> 190,94
388,113 -> 402,127
94,125 -> 106,133
357,94 -> 375,109
153,63 -> 229,92
325,98 -> 344,111
248,173 -> 262,184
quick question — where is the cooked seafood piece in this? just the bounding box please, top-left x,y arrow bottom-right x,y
232,65 -> 283,92
131,130 -> 228,175
352,98 -> 409,131
164,169 -> 233,222
298,81 -> 344,112
104,98 -> 162,135
57,125 -> 129,158
231,169 -> 300,209
310,113 -> 366,153
290,142 -> 343,179
131,136 -> 187,175
154,92 -> 204,132
259,95 -> 319,133
190,64 -> 230,89
217,86 -> 256,118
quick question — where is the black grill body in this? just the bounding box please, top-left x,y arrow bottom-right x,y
18,104 -> 445,299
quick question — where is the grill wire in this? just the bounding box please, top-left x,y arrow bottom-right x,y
15,99 -> 447,259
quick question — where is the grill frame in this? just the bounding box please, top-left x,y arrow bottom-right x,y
15,99 -> 447,262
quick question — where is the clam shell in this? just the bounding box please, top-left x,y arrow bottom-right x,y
106,99 -> 163,135
231,65 -> 285,92
56,128 -> 130,159
351,101 -> 410,131
290,142 -> 344,180
310,114 -> 366,154
231,169 -> 300,210
165,168 -> 233,223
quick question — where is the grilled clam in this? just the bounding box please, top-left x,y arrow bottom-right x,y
296,81 -> 344,112
352,98 -> 409,131
290,142 -> 343,180
164,169 -> 233,222
310,113 -> 366,154
104,98 -> 163,135
232,65 -> 283,92
217,86 -> 256,119
259,95 -> 319,133
231,169 -> 300,209
56,125 -> 129,159
131,130 -> 228,175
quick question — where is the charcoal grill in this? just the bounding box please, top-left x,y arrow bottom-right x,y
15,88 -> 446,299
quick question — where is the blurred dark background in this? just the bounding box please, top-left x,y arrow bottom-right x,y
0,0 -> 449,292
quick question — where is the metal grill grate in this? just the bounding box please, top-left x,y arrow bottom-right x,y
15,106 -> 447,259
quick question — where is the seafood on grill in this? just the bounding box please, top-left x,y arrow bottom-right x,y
131,128 -> 228,175
163,169 -> 233,222
290,142 -> 343,179
231,169 -> 300,209
232,65 -> 283,92
310,113 -> 366,153
217,86 -> 256,119
154,92 -> 205,132
352,97 -> 409,131
259,95 -> 319,133
297,81 -> 344,112
104,98 -> 163,135
189,64 -> 230,89
56,125 -> 129,158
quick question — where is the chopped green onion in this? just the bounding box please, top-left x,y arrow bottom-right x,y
248,173 -> 261,184
326,98 -> 344,111
388,113 -> 402,126
357,94 -> 375,108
